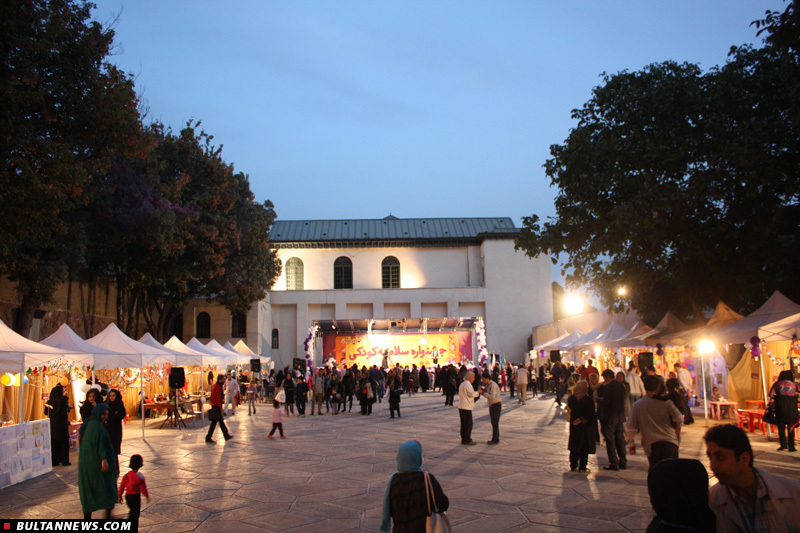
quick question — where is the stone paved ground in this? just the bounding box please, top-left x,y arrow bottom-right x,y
3,389 -> 800,532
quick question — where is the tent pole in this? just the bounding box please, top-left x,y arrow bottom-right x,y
200,359 -> 205,425
19,361 -> 25,425
758,346 -> 772,440
140,366 -> 145,441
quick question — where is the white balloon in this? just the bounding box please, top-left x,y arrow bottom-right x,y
91,384 -> 101,391
80,384 -> 91,393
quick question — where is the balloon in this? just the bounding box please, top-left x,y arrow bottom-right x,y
23,376 -> 28,384
91,384 -> 101,391
0,374 -> 10,386
751,347 -> 762,357
80,384 -> 91,393
687,364 -> 694,371
61,377 -> 69,387
656,349 -> 664,356
750,336 -> 761,347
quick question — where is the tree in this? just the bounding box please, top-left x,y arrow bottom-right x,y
0,0 -> 142,335
516,44 -> 799,326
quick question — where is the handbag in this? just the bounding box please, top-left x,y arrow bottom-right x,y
424,472 -> 452,533
763,403 -> 778,425
208,406 -> 221,422
276,389 -> 286,403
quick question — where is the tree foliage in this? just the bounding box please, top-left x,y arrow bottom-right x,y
516,20 -> 800,325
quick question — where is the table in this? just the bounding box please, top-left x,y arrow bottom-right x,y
740,408 -> 766,433
746,400 -> 765,409
710,401 -> 737,420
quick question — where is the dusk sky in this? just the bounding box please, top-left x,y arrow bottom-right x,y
90,1 -> 783,291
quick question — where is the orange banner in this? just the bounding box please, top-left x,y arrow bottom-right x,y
322,332 -> 474,369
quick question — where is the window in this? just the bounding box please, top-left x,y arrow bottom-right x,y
196,312 -> 211,338
231,314 -> 246,338
334,256 -> 353,289
382,256 -> 400,288
169,314 -> 184,341
271,328 -> 279,349
286,257 -> 304,290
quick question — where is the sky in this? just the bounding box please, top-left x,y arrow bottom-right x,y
89,1 -> 784,296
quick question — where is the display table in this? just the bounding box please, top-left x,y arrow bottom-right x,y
710,401 -> 737,420
0,419 -> 52,488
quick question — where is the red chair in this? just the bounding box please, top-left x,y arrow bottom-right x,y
734,410 -> 748,430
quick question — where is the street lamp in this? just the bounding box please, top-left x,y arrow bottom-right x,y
564,294 -> 585,316
617,286 -> 627,297
698,340 -> 714,426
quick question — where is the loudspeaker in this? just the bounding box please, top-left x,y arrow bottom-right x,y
250,358 -> 261,373
168,367 -> 185,389
550,350 -> 561,362
638,352 -> 654,371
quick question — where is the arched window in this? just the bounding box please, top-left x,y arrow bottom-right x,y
333,256 -> 353,289
271,328 -> 279,349
231,314 -> 246,338
169,314 -> 184,341
196,312 -> 211,338
382,256 -> 400,288
286,257 -> 304,290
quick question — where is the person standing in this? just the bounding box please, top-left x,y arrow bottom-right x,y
551,361 -> 566,406
105,389 -> 126,458
282,373 -> 296,417
117,454 -> 149,532
770,370 -> 799,452
295,376 -> 309,417
246,379 -> 258,415
515,364 -> 529,404
480,372 -> 502,445
206,375 -> 233,443
674,363 -> 695,425
626,375 -> 683,471
78,404 -> 118,519
311,369 -> 325,415
599,369 -> 628,471
224,374 -> 238,416
45,383 -> 72,466
625,361 -> 645,404
443,365 -> 457,406
458,372 -> 480,445
567,381 -> 596,473
268,400 -> 286,439
342,368 -> 355,413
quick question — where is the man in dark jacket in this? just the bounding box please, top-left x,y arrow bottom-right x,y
600,369 -> 627,470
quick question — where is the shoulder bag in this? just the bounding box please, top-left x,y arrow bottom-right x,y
424,472 -> 451,533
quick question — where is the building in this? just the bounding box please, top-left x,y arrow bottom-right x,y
183,215 -> 553,369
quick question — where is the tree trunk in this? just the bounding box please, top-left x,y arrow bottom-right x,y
15,291 -> 38,337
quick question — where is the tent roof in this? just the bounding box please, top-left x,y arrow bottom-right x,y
534,331 -> 571,351
759,312 -> 800,342
662,301 -> 744,346
592,322 -> 631,346
711,291 -> 800,345
0,319 -> 68,355
548,329 -> 585,351
41,324 -> 120,356
232,340 -> 258,357
87,323 -> 169,368
0,320 -> 85,373
619,312 -> 688,347
138,333 -> 203,365
605,320 -> 652,348
562,328 -> 601,350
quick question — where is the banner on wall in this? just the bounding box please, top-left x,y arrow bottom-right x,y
322,331 -> 474,369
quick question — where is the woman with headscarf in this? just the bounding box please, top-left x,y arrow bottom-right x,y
45,383 -> 72,466
770,370 -> 799,452
646,458 -> 716,532
78,403 -> 118,519
380,440 -> 449,533
419,365 -> 429,393
105,389 -> 126,456
80,389 -> 98,421
567,380 -> 596,473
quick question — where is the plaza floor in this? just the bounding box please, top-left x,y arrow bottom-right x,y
3,390 -> 800,532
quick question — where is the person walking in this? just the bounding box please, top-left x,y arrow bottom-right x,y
105,389 -> 126,458
268,400 -> 286,439
117,454 -> 149,532
246,379 -> 258,415
224,374 -> 238,416
770,370 -> 799,452
599,369 -> 628,471
380,440 -> 449,533
625,361 -> 645,404
458,371 -> 480,445
78,404 -> 118,519
45,383 -> 72,466
626,375 -> 683,471
567,381 -> 596,473
206,375 -> 233,443
480,371 -> 502,445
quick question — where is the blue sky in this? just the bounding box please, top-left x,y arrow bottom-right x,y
91,1 -> 783,227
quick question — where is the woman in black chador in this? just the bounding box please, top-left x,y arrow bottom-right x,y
567,380 -> 596,473
105,389 -> 127,456
45,383 -> 72,466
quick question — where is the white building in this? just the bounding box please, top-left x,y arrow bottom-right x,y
182,216 -> 553,369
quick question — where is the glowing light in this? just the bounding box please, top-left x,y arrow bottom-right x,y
617,287 -> 627,297
564,294 -> 585,315
698,340 -> 715,355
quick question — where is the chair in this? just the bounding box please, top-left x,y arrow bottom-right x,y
181,400 -> 203,426
734,409 -> 748,430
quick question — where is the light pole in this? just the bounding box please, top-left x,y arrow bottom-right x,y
698,340 -> 714,427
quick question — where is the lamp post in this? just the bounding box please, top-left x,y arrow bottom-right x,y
698,340 -> 714,427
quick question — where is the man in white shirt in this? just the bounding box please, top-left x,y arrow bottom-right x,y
674,362 -> 695,424
224,374 -> 239,416
480,372 -> 502,445
515,364 -> 529,405
458,372 -> 480,445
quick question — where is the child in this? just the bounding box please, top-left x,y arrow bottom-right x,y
268,400 -> 286,439
389,381 -> 402,419
118,454 -> 149,531
247,380 -> 258,415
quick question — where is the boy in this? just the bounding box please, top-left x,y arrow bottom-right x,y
118,454 -> 149,531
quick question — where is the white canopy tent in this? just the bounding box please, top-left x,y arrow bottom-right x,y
206,339 -> 249,364
708,291 -> 800,345
0,320 -> 84,424
758,312 -> 800,342
546,329 -> 585,352
662,301 -> 744,347
562,328 -> 601,351
583,322 -> 630,349
534,331 -> 571,352
605,320 -> 652,349
618,312 -> 688,348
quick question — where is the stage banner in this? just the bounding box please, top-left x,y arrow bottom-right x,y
322,331 -> 474,369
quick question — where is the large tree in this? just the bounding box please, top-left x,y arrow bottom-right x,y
0,0 -> 142,335
517,33 -> 799,325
